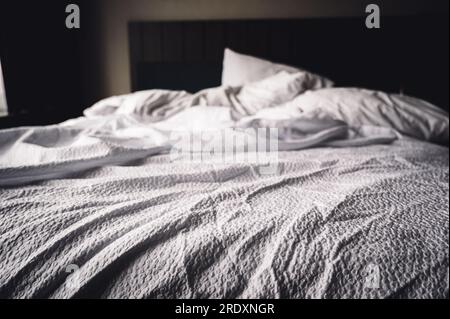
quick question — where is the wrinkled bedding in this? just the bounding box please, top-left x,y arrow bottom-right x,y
0,139 -> 448,299
0,105 -> 397,187
0,85 -> 449,299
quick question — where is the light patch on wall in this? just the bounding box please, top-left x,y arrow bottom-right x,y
0,61 -> 7,116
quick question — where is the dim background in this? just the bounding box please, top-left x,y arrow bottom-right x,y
0,0 -> 448,123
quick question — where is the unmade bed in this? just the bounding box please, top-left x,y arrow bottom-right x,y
0,17 -> 449,299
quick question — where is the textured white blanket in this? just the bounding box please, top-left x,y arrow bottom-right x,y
0,138 -> 448,298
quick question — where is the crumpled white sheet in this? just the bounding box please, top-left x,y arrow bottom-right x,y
4,85 -> 422,186
0,103 -> 397,186
280,88 -> 449,144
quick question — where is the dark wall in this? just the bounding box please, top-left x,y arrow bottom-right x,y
0,0 -> 98,122
0,1 -> 448,127
131,16 -> 449,111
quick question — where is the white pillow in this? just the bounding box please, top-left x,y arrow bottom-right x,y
237,71 -> 311,114
222,48 -> 334,89
286,88 -> 449,144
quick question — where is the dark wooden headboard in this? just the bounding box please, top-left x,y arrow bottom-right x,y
129,15 -> 449,110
